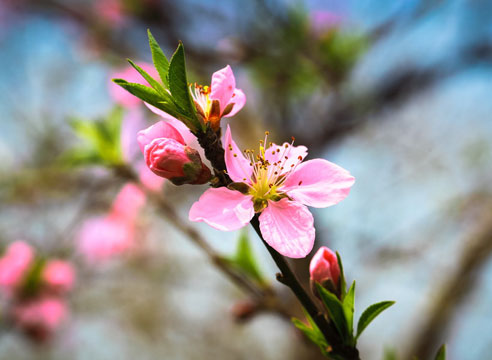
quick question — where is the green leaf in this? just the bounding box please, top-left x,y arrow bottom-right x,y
127,59 -> 168,96
292,315 -> 330,357
434,344 -> 446,360
59,147 -> 104,167
383,348 -> 398,360
316,283 -> 348,340
336,252 -> 347,299
20,257 -> 46,297
232,230 -> 266,285
112,79 -> 164,106
356,301 -> 395,340
168,43 -> 198,124
342,281 -> 356,339
147,29 -> 170,87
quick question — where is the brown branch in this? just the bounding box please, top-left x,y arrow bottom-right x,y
406,211 -> 492,360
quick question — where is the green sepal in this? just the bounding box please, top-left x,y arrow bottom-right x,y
342,280 -> 356,342
434,344 -> 446,360
356,300 -> 395,340
292,310 -> 330,357
316,283 -> 348,341
20,257 -> 46,298
147,29 -> 170,87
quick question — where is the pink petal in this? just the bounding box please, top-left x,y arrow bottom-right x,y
189,187 -> 254,231
111,183 -> 146,221
145,103 -> 200,148
264,143 -> 308,175
282,159 -> 355,208
259,199 -> 315,258
224,125 -> 253,183
137,121 -> 185,153
223,88 -> 246,118
210,65 -> 236,114
137,162 -> 164,191
121,108 -> 147,162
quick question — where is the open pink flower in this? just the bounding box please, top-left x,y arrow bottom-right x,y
111,183 -> 146,221
42,260 -> 76,294
309,246 -> 340,286
189,126 -> 355,258
0,241 -> 34,293
138,121 -> 211,185
189,65 -> 246,130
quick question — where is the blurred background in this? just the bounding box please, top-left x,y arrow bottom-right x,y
1,0 -> 492,359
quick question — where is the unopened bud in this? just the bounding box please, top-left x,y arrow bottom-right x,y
309,246 -> 340,298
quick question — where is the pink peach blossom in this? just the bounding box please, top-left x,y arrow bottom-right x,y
95,0 -> 126,27
0,241 -> 34,292
310,11 -> 342,36
309,246 -> 340,286
42,260 -> 76,294
190,65 -> 246,129
77,214 -> 135,263
110,62 -> 158,108
189,126 -> 355,258
13,297 -> 67,335
111,183 -> 146,221
138,121 -> 211,185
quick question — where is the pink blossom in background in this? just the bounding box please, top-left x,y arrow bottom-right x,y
110,62 -> 158,108
138,121 -> 211,184
42,260 -> 75,294
13,297 -> 67,337
120,108 -> 165,191
111,183 -> 146,221
95,0 -> 126,27
77,214 -> 136,263
0,241 -> 34,292
189,125 -> 355,258
309,246 -> 340,286
310,10 -> 343,36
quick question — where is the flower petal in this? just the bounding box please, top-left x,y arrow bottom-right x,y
259,199 -> 315,258
264,143 -> 308,175
189,187 -> 254,231
137,121 -> 185,153
223,88 -> 246,118
282,159 -> 355,208
224,125 -> 253,183
144,103 -> 200,148
210,65 -> 236,114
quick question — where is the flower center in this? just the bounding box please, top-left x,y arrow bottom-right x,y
190,83 -> 212,118
231,132 -> 304,212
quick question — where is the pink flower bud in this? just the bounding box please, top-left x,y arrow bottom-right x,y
42,260 -> 75,294
138,122 -> 211,185
309,246 -> 340,287
0,241 -> 34,293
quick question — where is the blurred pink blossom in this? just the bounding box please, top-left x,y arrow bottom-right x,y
310,10 -> 342,36
95,0 -> 126,27
13,297 -> 67,339
77,184 -> 145,263
42,260 -> 76,294
110,62 -> 158,108
0,241 -> 34,293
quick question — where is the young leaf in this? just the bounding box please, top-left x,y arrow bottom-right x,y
168,43 -> 197,120
147,29 -> 170,87
112,79 -> 164,106
292,315 -> 330,357
127,59 -> 167,96
356,301 -> 395,340
342,281 -> 356,339
316,283 -> 348,340
336,251 -> 347,299
434,344 -> 446,360
232,230 -> 266,285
